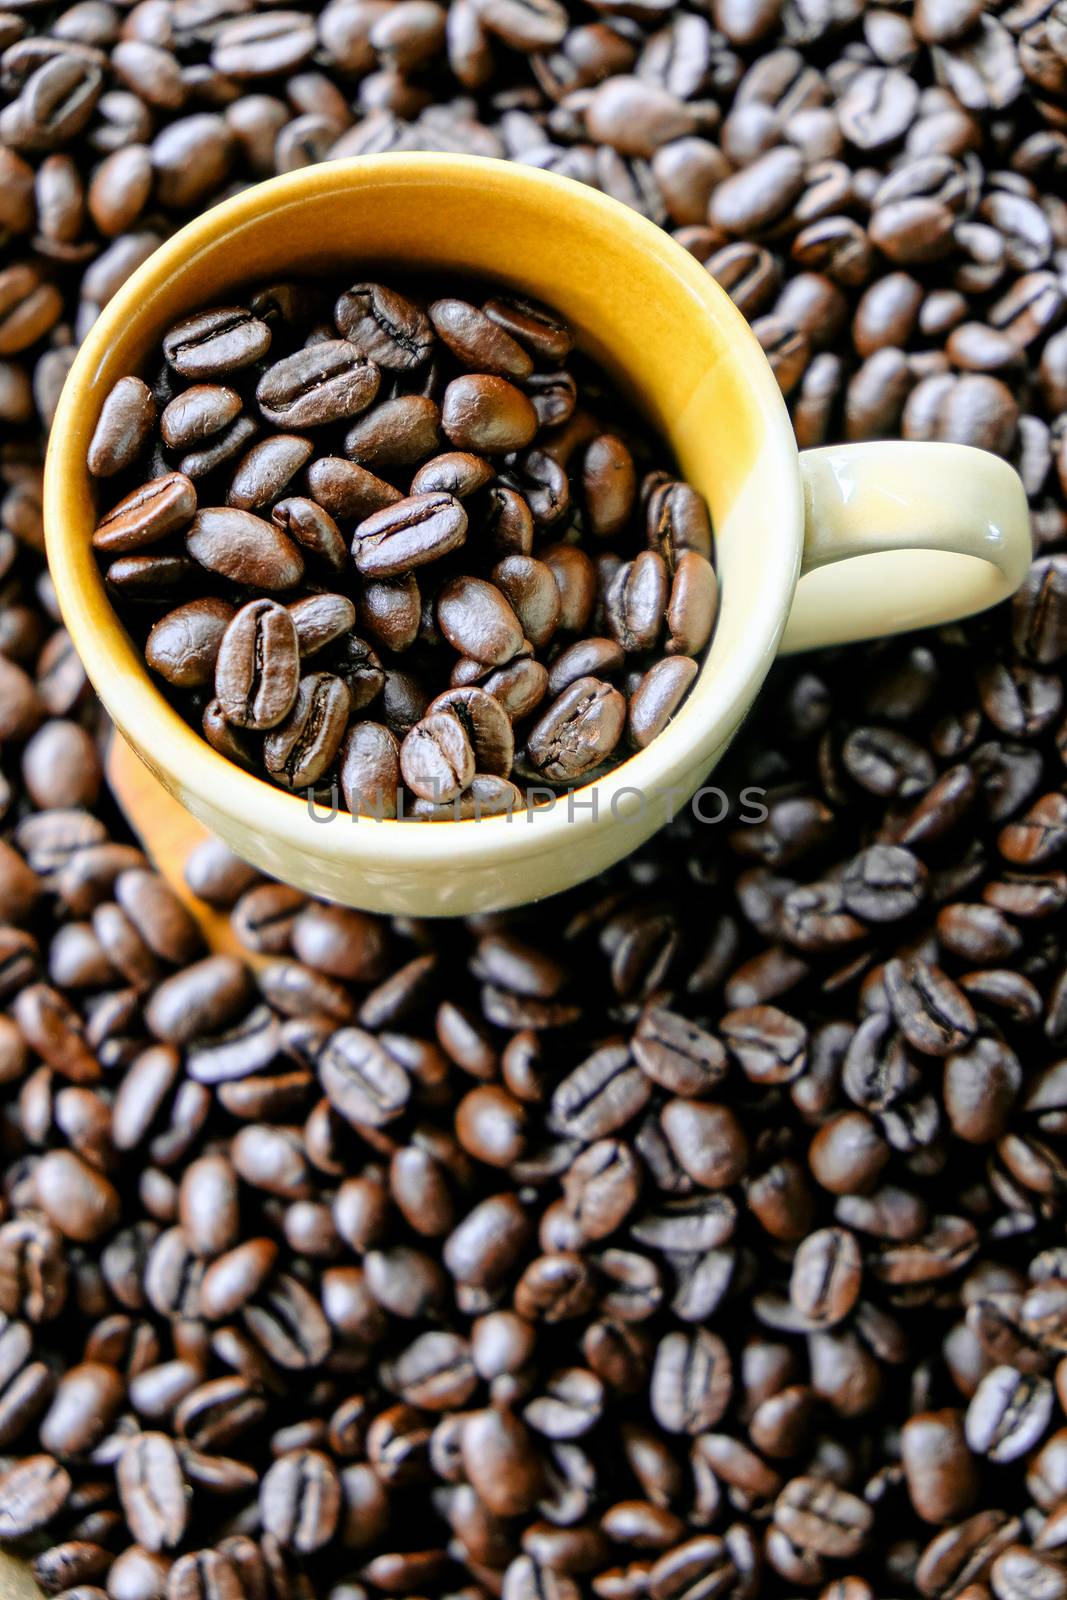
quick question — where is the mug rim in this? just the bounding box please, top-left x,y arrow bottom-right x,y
44,152 -> 802,872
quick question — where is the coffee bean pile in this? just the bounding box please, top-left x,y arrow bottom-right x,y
88,281 -> 718,811
2,2 -> 1067,1600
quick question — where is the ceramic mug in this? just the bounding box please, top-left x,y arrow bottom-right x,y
44,153 -> 1033,917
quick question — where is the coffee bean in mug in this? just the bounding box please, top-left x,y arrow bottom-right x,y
88,275 -> 718,811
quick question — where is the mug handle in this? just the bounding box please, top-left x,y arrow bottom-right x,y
780,441 -> 1033,654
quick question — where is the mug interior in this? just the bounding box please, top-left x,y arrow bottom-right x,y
46,155 -> 801,891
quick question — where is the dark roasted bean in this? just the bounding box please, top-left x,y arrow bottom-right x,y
335,281 -> 433,370
430,297 -> 533,378
94,474 -> 197,555
527,677 -> 626,781
339,721 -> 400,819
227,434 -> 313,513
628,656 -> 699,749
0,1455 -> 71,1539
146,600 -> 234,692
440,579 -> 526,671
307,455 -> 402,523
186,507 -> 304,590
965,1366 -> 1053,1463
650,1329 -> 732,1434
343,393 -> 441,471
442,372 -> 539,455
319,1027 -> 411,1127
87,378 -> 156,478
400,711 -> 475,803
790,1227 -> 862,1327
256,342 -> 379,429
352,491 -> 467,578
116,1433 -> 187,1551
272,496 -> 347,571
215,599 -> 300,730
260,1449 -> 340,1552
263,672 -> 349,789
163,307 -> 271,379
774,1476 -> 873,1559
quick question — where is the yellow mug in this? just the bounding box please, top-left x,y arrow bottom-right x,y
45,154 -> 1032,917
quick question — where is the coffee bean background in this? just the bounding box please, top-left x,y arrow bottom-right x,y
2,3 -> 1067,1600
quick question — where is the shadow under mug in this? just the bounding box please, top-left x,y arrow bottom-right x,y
44,153 -> 1033,917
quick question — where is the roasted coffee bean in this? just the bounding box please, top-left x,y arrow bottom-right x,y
353,491 -> 468,578
344,393 -> 441,468
260,1448 -> 340,1552
430,297 -> 533,378
842,844 -> 927,922
227,434 -> 313,513
146,600 -> 234,692
632,1006 -> 727,1096
87,378 -> 156,479
319,1027 -> 411,1127
215,600 -> 300,730
548,638 -> 625,697
491,556 -> 561,650
0,1455 -> 71,1539
163,308 -> 271,379
160,385 -> 242,452
412,450 -> 494,499
339,721 -> 401,818
650,1329 -> 732,1434
437,575 -> 525,666
356,578 -> 420,658
526,677 -> 626,780
145,956 -> 252,1046
400,712 -> 476,803
115,1432 -> 187,1551
272,497 -> 346,571
309,455 -> 404,522
560,1140 -> 640,1240
200,1240 -> 277,1322
186,507 -> 304,590
628,656 -> 700,749
549,1043 -> 651,1144
256,342 -> 380,429
287,594 -> 357,660
579,433 -> 635,540
0,262 -> 62,353
263,672 -> 350,789
900,1408 -> 980,1525
38,1361 -> 122,1455
885,958 -> 977,1056
790,1227 -> 862,1327
541,544 -> 597,636
665,552 -> 718,657
661,1099 -> 748,1189
502,446 -> 570,526
94,474 -> 197,554
645,480 -> 714,567
442,373 -> 540,454
36,1149 -> 120,1241
411,773 -> 525,819
606,550 -> 668,653
243,1272 -> 330,1369
429,687 -> 514,776
965,1366 -> 1054,1462
106,553 -> 198,598
335,281 -> 433,370
774,1477 -> 873,1559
